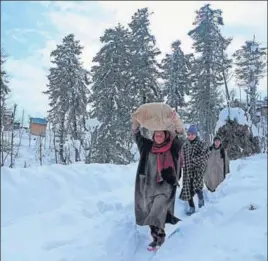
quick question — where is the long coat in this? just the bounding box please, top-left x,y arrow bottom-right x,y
179,137 -> 210,201
204,145 -> 230,192
133,128 -> 185,229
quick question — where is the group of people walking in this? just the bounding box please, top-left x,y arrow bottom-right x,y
131,118 -> 230,250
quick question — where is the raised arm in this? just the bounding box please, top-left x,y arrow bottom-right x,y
131,119 -> 152,152
172,135 -> 186,155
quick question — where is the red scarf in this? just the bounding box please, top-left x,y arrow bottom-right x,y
151,133 -> 176,183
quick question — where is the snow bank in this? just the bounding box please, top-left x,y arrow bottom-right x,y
2,154 -> 267,261
154,154 -> 267,261
1,162 -> 139,261
1,163 -> 136,226
215,107 -> 249,132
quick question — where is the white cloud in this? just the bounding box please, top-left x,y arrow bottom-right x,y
45,10 -> 113,68
99,1 -> 267,54
7,28 -> 51,46
52,1 -> 97,12
5,1 -> 267,118
5,57 -> 49,119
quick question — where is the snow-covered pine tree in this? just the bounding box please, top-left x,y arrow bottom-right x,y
233,37 -> 267,124
89,24 -> 134,164
44,34 -> 89,163
0,50 -> 11,166
0,50 -> 11,125
128,7 -> 163,105
187,4 -> 232,134
0,50 -> 10,107
161,40 -> 191,111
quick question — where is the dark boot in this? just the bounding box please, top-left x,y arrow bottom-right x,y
186,206 -> 195,216
147,226 -> 158,251
147,226 -> 166,250
149,226 -> 158,241
147,241 -> 157,251
156,228 -> 166,247
197,190 -> 205,208
186,198 -> 196,215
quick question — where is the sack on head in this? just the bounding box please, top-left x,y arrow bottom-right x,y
131,103 -> 184,134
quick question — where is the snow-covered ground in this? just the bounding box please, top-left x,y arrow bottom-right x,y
2,128 -> 57,168
1,154 -> 267,261
2,127 -> 95,168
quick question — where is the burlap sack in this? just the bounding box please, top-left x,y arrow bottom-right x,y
131,103 -> 184,133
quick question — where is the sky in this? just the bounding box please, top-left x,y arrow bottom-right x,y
1,1 -> 267,119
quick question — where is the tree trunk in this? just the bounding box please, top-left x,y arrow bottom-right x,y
9,104 -> 17,168
205,64 -> 211,134
73,119 -> 80,162
53,129 -> 58,164
14,109 -> 24,159
0,103 -> 4,166
1,130 -> 4,166
59,118 -> 65,164
222,69 -> 231,117
72,96 -> 80,162
249,70 -> 257,124
143,94 -> 146,104
39,136 -> 43,166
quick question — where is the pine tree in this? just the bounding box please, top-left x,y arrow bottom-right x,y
233,37 -> 267,124
0,50 -> 10,103
161,40 -> 191,111
89,24 -> 134,164
0,50 -> 11,120
187,4 -> 232,134
44,34 -> 89,163
0,50 -> 11,166
128,8 -> 163,105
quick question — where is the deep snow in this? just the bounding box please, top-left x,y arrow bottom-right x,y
1,154 -> 267,261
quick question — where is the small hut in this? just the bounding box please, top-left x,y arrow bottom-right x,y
29,118 -> 48,137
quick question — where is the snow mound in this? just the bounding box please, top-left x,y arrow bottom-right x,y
1,163 -> 136,226
215,107 -> 249,132
1,154 -> 267,261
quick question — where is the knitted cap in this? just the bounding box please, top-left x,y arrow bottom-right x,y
187,125 -> 197,135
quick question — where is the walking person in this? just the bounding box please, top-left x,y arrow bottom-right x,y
179,125 -> 210,216
204,136 -> 230,192
131,118 -> 184,250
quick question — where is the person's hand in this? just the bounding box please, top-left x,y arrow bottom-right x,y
171,111 -> 184,134
131,118 -> 140,130
161,167 -> 177,185
171,111 -> 177,121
